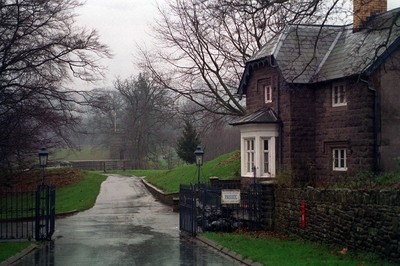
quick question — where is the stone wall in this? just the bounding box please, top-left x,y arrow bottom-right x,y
379,48 -> 400,172
261,181 -> 275,230
314,79 -> 375,181
209,177 -> 241,188
142,179 -> 179,210
274,187 -> 400,262
243,63 -> 376,184
245,64 -> 280,114
286,84 -> 316,181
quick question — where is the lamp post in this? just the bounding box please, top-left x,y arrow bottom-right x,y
38,147 -> 48,185
194,145 -> 204,186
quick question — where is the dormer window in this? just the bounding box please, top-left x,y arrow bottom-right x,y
264,85 -> 272,103
332,83 -> 346,107
257,78 -> 272,104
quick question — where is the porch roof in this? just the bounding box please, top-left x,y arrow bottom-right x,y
229,108 -> 280,126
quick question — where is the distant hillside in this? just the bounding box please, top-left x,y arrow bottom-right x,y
115,150 -> 241,193
52,146 -> 110,161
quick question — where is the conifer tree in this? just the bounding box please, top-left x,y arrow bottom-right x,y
176,120 -> 200,164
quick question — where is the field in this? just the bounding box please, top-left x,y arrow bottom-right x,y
52,146 -> 110,161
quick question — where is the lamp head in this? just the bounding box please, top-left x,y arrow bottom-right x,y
194,145 -> 204,166
38,147 -> 48,167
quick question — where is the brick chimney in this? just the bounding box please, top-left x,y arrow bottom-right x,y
353,0 -> 387,30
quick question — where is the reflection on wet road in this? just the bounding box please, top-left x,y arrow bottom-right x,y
14,174 -> 242,265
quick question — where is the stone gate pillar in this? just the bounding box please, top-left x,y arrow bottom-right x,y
261,181 -> 275,230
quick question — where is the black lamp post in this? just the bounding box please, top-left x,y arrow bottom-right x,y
38,147 -> 48,185
194,145 -> 204,186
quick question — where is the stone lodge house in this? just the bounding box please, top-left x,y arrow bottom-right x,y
231,0 -> 400,185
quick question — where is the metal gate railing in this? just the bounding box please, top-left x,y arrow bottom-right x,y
179,184 -> 197,236
35,185 -> 56,241
179,183 -> 262,236
0,190 -> 36,239
198,184 -> 262,232
0,185 -> 55,240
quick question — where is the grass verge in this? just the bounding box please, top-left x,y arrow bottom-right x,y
1,170 -> 106,217
202,232 -> 395,266
0,171 -> 107,263
111,151 -> 240,193
0,242 -> 32,262
56,171 -> 107,213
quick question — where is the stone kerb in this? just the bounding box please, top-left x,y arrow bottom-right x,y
141,178 -> 179,211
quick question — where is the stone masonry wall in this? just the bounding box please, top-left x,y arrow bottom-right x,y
274,187 -> 400,262
378,48 -> 400,172
245,64 -> 280,114
286,84 -> 316,181
314,79 -> 375,182
244,64 -> 376,183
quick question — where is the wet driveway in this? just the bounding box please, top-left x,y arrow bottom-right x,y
14,174 -> 242,265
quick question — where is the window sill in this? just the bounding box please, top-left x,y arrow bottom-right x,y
332,104 -> 347,108
333,168 -> 348,172
261,173 -> 274,177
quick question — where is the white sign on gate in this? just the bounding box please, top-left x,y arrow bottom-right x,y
221,189 -> 241,204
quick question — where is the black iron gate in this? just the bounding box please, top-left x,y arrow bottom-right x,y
35,184 -> 56,240
179,183 -> 262,236
0,185 -> 55,240
0,190 -> 35,239
179,184 -> 197,236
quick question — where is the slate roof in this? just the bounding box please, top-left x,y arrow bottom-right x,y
229,108 -> 280,126
238,7 -> 400,95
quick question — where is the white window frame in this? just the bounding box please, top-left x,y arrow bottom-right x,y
264,85 -> 272,103
332,148 -> 347,171
262,138 -> 270,175
240,125 -> 278,178
244,138 -> 255,174
332,83 -> 346,107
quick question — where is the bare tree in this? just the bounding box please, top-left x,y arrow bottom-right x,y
0,0 -> 111,174
114,74 -> 177,168
140,0 -> 350,118
82,89 -> 124,147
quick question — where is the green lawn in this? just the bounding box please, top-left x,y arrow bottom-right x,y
0,242 -> 32,262
112,151 -> 240,193
202,232 -> 395,266
56,171 -> 107,213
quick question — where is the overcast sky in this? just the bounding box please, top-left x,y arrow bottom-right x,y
75,0 -> 163,90
75,0 -> 400,90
